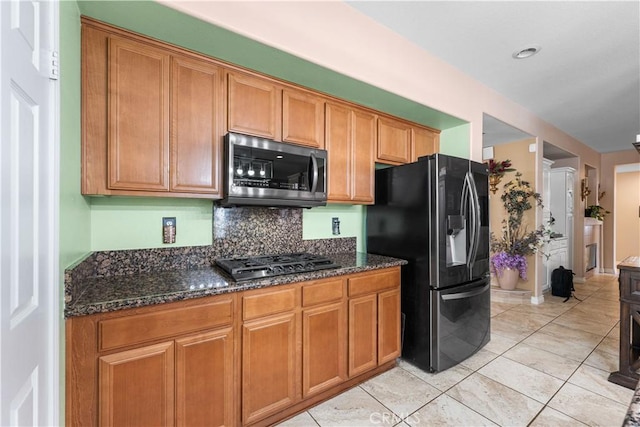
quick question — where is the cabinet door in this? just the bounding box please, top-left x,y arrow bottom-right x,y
171,56 -> 222,194
352,109 -> 376,203
227,72 -> 280,140
412,127 -> 439,162
377,117 -> 411,164
175,329 -> 235,427
302,301 -> 347,398
108,36 -> 170,191
326,103 -> 375,204
378,288 -> 401,365
99,342 -> 175,427
242,313 -> 299,424
348,294 -> 377,377
283,89 -> 325,148
325,102 -> 352,202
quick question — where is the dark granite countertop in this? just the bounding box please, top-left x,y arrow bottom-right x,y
65,252 -> 407,318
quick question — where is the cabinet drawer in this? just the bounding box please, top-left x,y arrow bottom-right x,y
243,287 -> 297,320
348,269 -> 400,297
99,298 -> 233,351
302,278 -> 345,307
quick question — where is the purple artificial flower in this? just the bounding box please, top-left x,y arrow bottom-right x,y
490,252 -> 528,280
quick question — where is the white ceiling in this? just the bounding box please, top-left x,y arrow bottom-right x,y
348,1 -> 640,154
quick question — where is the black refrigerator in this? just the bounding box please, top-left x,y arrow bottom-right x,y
367,153 -> 490,372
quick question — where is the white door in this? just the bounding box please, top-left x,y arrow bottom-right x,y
0,1 -> 60,426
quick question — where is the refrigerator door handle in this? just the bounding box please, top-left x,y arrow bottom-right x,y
441,283 -> 490,300
467,171 -> 481,269
464,172 -> 478,269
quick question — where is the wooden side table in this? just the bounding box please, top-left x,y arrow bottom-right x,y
609,256 -> 640,389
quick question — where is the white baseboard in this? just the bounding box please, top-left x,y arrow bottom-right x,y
603,268 -> 616,274
531,295 -> 545,305
574,276 -> 586,283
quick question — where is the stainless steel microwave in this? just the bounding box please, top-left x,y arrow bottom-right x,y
219,132 -> 327,208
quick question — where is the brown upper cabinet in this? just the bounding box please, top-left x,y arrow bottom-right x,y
170,56 -> 223,194
325,102 -> 376,204
82,18 -> 440,201
376,115 -> 440,165
107,36 -> 170,191
227,71 -> 325,148
282,89 -> 325,148
227,71 -> 281,141
412,126 -> 440,162
377,116 -> 412,164
82,20 -> 223,198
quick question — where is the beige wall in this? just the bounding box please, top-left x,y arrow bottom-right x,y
601,150 -> 640,271
161,1 -> 601,164
615,171 -> 640,263
491,139 -> 539,293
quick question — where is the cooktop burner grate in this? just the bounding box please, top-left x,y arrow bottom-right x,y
215,252 -> 340,281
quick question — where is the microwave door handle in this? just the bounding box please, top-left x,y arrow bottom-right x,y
309,153 -> 319,193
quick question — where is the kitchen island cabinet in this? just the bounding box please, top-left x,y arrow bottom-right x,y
66,260 -> 402,427
609,256 -> 640,389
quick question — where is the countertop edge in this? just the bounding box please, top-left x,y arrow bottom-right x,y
64,255 -> 407,318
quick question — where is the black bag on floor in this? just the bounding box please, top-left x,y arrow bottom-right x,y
551,266 -> 576,302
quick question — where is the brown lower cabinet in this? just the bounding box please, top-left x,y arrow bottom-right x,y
66,267 -> 400,426
99,341 -> 175,426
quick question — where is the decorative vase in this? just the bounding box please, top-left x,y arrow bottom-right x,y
497,268 -> 519,290
489,174 -> 502,194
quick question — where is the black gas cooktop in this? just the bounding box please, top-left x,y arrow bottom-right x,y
215,252 -> 340,281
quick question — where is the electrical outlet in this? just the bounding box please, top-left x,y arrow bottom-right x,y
332,217 -> 340,235
162,217 -> 176,244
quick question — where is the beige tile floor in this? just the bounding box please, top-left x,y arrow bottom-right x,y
278,274 -> 632,426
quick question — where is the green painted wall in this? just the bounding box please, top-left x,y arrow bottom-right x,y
440,123 -> 471,159
303,205 -> 366,252
60,1 -> 91,268
90,198 -> 213,250
59,0 -> 87,422
68,0 -> 470,253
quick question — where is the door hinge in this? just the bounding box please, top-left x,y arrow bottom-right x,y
49,50 -> 59,80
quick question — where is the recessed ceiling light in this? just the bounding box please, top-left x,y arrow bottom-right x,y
512,45 -> 541,59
